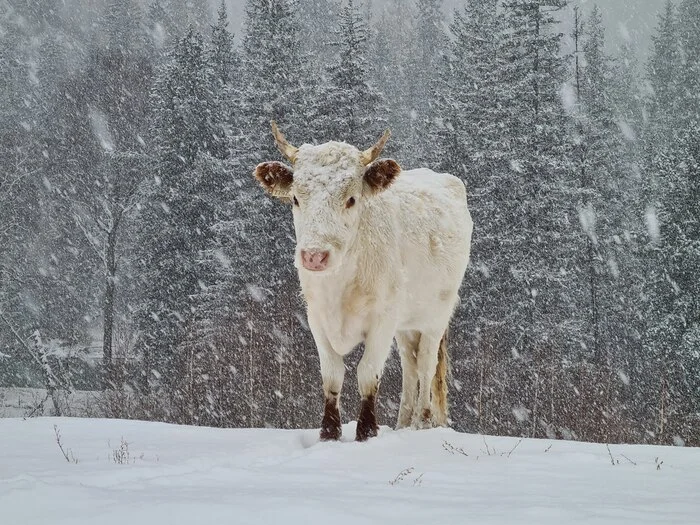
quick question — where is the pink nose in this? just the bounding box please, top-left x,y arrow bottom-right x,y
301,250 -> 330,271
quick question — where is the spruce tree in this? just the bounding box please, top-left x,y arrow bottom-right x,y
402,0 -> 448,167
215,0 -> 318,428
640,1 -> 700,443
492,0 -> 584,438
313,0 -> 387,145
137,27 -> 228,409
211,0 -> 239,88
646,0 -> 682,143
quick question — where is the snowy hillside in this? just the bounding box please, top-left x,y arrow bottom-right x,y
2,418 -> 698,525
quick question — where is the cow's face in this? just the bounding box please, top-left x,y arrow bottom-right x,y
254,124 -> 400,273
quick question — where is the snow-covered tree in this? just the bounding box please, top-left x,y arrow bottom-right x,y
638,1 -> 700,443
137,27 -> 229,406
313,0 -> 387,145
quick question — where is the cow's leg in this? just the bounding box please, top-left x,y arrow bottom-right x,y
413,331 -> 441,429
309,316 -> 345,441
395,330 -> 419,429
355,327 -> 394,441
319,348 -> 345,441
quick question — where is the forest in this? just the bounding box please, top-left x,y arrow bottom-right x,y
0,0 -> 698,447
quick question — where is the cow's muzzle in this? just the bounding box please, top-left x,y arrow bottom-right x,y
301,249 -> 330,272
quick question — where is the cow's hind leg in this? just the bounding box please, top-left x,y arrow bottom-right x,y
395,330 -> 419,429
355,327 -> 394,441
318,345 -> 345,441
413,331 -> 441,429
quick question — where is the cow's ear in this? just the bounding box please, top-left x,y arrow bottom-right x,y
363,158 -> 401,194
254,161 -> 294,201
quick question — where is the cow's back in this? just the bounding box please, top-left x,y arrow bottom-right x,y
384,168 -> 473,331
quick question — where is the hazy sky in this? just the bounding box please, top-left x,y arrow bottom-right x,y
223,0 -> 666,59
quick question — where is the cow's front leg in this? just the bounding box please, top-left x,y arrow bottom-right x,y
318,347 -> 345,441
356,327 -> 394,441
309,314 -> 346,441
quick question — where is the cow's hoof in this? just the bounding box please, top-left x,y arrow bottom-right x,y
355,421 -> 378,442
320,425 -> 342,441
356,395 -> 378,441
320,397 -> 342,441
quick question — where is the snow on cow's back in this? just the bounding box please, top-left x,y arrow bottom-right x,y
388,167 -> 472,244
385,166 -> 473,304
394,167 -> 468,201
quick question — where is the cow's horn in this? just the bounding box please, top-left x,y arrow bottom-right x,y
271,120 -> 298,163
360,129 -> 391,166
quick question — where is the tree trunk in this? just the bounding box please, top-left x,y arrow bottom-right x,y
102,212 -> 121,390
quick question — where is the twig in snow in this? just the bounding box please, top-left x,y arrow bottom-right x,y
482,436 -> 493,456
655,457 -> 664,471
620,453 -> 637,466
389,467 -> 414,485
606,444 -> 619,465
54,425 -> 78,464
442,440 -> 468,457
507,439 -> 523,458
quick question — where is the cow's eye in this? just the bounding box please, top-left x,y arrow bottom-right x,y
346,197 -> 356,209
293,196 -> 299,207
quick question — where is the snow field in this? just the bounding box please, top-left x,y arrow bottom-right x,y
1,417 -> 699,525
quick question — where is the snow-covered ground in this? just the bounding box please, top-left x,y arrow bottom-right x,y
1,418 -> 698,525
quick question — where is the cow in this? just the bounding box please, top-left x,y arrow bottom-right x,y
254,122 -> 473,441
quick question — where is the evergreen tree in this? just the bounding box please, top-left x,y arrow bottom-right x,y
488,0 -> 584,438
214,0 -> 319,428
640,1 -> 700,443
137,27 -> 229,409
370,0 -> 413,160
240,0 -> 314,158
437,0 -> 503,176
210,0 -> 239,88
677,0 -> 700,129
298,0 -> 341,69
401,0 -> 448,167
434,0 -> 506,433
643,124 -> 700,443
313,0 -> 387,145
646,0 -> 682,143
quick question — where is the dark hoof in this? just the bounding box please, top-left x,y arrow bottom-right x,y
355,395 -> 378,442
320,397 -> 341,441
355,421 -> 378,442
320,425 -> 342,441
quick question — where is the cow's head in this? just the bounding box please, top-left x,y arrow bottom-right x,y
254,121 -> 401,273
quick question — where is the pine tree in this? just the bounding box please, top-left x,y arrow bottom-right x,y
402,0 -> 448,167
677,0 -> 700,129
137,27 -> 229,409
491,0 -> 584,438
370,0 -> 413,160
646,0 -> 682,143
437,0 -> 503,177
298,0 -> 341,69
198,0 -> 318,428
210,0 -> 239,88
240,0 -> 314,158
640,1 -> 700,444
433,0 -> 506,433
313,0 -> 387,145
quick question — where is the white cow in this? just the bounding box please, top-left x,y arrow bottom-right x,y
254,122 -> 473,441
